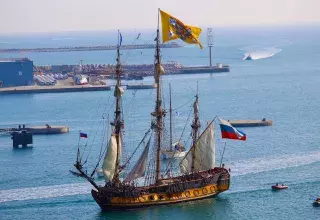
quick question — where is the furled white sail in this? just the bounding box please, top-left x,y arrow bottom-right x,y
123,136 -> 151,183
102,134 -> 121,181
155,63 -> 165,78
180,122 -> 215,174
114,85 -> 124,97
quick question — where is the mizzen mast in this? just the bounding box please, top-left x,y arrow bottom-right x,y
169,83 -> 173,150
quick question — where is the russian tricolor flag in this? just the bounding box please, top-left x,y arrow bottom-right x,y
219,118 -> 246,141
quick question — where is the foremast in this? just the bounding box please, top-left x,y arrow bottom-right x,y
112,30 -> 124,186
152,9 -> 166,185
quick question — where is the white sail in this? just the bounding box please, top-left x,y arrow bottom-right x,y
180,122 -> 215,174
102,134 -> 121,181
124,136 -> 151,183
114,85 -> 124,97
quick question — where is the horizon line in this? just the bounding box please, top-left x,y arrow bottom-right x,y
1,22 -> 320,36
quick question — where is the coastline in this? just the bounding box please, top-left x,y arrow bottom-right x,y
0,85 -> 111,95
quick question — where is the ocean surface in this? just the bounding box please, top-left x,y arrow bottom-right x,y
1,26 -> 320,219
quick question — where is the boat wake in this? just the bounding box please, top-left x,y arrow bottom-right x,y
0,182 -> 92,203
1,151 -> 320,203
242,47 -> 282,60
231,150 -> 320,176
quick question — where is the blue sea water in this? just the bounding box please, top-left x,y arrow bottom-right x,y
1,26 -> 320,219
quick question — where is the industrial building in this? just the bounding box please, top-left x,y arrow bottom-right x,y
0,58 -> 34,87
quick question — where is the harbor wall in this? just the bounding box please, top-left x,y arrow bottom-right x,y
0,85 -> 111,95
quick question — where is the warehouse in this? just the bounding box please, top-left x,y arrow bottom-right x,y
0,58 -> 34,87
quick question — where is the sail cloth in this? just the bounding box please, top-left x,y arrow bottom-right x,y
124,136 -> 151,183
160,10 -> 203,49
102,134 -> 122,181
219,118 -> 246,141
114,85 -> 124,97
180,122 -> 215,174
155,63 -> 165,79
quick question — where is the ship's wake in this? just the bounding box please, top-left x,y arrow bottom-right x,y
0,182 -> 92,203
1,151 -> 320,203
230,150 -> 320,176
242,47 -> 282,60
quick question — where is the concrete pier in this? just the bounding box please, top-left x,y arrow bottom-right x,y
1,125 -> 69,135
0,85 -> 111,95
125,83 -> 157,90
229,119 -> 273,127
25,126 -> 69,134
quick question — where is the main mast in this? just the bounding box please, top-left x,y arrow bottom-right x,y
191,86 -> 200,172
113,30 -> 123,186
153,9 -> 166,184
169,83 -> 173,150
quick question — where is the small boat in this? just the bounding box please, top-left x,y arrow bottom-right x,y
271,184 -> 288,190
162,143 -> 186,159
313,198 -> 320,207
243,54 -> 252,60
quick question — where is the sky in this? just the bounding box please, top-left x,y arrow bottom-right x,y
1,0 -> 320,34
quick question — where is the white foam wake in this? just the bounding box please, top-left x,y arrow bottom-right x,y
1,151 -> 320,203
0,182 -> 92,203
230,151 -> 320,176
242,47 -> 282,60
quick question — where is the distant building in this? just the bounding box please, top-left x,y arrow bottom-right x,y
0,58 -> 34,87
51,65 -> 75,73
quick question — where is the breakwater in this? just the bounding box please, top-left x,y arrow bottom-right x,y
0,43 -> 181,53
0,85 -> 111,95
35,62 -> 230,77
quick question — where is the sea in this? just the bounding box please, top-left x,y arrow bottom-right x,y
1,25 -> 320,220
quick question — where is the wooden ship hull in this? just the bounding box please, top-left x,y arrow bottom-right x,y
91,168 -> 229,210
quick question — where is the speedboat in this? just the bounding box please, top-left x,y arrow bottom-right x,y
271,184 -> 288,190
313,198 -> 320,207
243,54 -> 253,60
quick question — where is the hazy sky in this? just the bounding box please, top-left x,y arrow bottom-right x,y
1,0 -> 319,33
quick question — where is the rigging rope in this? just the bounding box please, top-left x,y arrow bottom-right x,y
90,114 -> 110,177
164,105 -> 193,175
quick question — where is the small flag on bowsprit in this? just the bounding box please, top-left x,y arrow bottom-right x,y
80,132 -> 88,138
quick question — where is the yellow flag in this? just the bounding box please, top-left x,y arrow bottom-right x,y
160,10 -> 203,49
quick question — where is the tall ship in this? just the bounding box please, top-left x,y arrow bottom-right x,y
71,9 -> 231,210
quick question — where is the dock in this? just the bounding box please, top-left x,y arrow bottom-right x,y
1,125 -> 69,135
180,65 -> 230,74
229,119 -> 273,127
0,85 -> 111,95
125,83 -> 157,90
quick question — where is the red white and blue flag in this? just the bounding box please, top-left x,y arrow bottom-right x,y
80,132 -> 88,138
219,118 -> 246,141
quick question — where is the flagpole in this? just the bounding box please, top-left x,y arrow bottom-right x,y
220,142 -> 227,167
77,130 -> 81,163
